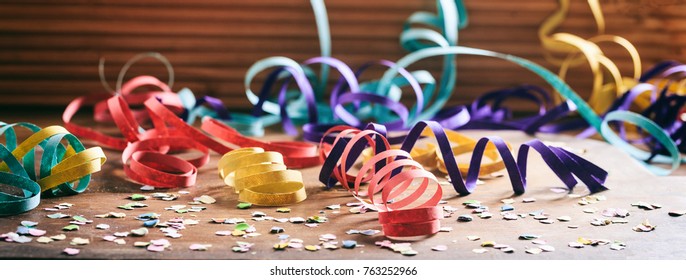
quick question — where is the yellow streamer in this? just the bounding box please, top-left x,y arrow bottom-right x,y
218,147 -> 307,206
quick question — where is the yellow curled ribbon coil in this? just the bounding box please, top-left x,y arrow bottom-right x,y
218,147 -> 307,206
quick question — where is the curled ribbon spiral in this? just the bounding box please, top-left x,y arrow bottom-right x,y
218,148 -> 307,206
0,122 -> 106,216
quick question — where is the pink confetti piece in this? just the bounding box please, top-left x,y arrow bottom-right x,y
147,245 -> 165,252
150,239 -> 170,247
28,229 -> 46,237
103,236 -> 117,242
63,248 -> 80,256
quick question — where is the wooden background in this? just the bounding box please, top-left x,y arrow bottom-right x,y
0,0 -> 683,109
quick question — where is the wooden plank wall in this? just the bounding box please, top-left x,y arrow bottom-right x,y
0,0 -> 681,109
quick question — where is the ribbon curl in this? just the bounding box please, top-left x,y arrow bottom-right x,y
0,122 -> 106,216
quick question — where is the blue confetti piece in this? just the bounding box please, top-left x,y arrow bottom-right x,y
501,205 -> 515,212
342,240 -> 357,249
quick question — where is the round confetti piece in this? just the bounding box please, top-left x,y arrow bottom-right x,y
63,248 -> 80,256
539,245 -> 556,252
28,229 -> 46,237
50,234 -> 67,241
36,237 -> 53,244
342,240 -> 357,249
401,249 -> 418,256
70,237 -> 90,246
146,245 -> 165,252
431,245 -> 448,251
131,228 -> 149,237
305,245 -> 319,251
235,223 -> 250,231
20,221 -> 38,228
525,248 -> 543,254
96,224 -> 110,230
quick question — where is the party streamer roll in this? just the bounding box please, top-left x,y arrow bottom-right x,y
0,122 -> 106,216
218,148 -> 307,206
319,126 -> 442,238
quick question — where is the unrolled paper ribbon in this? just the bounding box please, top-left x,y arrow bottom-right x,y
319,120 -> 608,237
218,148 -> 307,206
64,62 -> 321,188
0,122 -> 106,216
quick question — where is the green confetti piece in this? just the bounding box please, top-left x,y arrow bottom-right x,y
462,200 -> 481,205
130,194 -> 147,201
235,223 -> 250,231
62,225 -> 79,231
72,215 -> 88,223
237,202 -> 252,209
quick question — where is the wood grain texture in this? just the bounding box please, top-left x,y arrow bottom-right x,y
0,0 -> 682,109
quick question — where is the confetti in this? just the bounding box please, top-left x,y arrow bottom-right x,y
479,212 -> 493,219
235,223 -> 250,231
632,219 -> 656,232
270,227 -> 284,234
47,213 -> 70,219
289,217 -> 305,224
610,242 -> 626,251
114,232 -> 130,237
342,240 -> 357,249
439,227 -> 453,232
237,202 -> 252,209
467,235 -> 480,241
568,242 -> 585,248
50,234 -> 66,241
36,237 -> 53,244
568,225 -> 579,229
503,213 -> 518,220
103,236 -> 117,242
582,208 -> 597,214
557,216 -> 571,222
319,234 -> 337,241
95,212 -> 126,218
501,198 -> 515,204
129,194 -> 148,201
539,245 -> 556,252
179,191 -> 190,195
501,247 -> 515,253
96,224 -> 110,230
147,245 -> 166,252
522,198 -> 536,203
20,221 -> 38,228
195,195 -> 216,204
591,218 -> 612,226
669,210 -> 686,217
70,237 -> 90,245
118,202 -> 148,210
131,228 -> 149,237
189,244 -> 212,251
114,239 -> 126,245
540,219 -> 554,224
273,243 -> 288,250
28,229 -> 46,237
62,225 -> 79,231
519,234 -> 540,240
501,205 -> 514,212
326,204 -> 341,210
215,230 -> 232,236
276,208 -> 291,213
231,230 -> 246,237
134,242 -> 150,247
401,249 -> 418,256
432,245 -> 448,251
472,248 -> 488,254
251,211 -> 266,218
481,241 -> 496,247
143,220 -> 159,228
457,215 -> 473,222
525,248 -> 543,254
305,245 -> 320,251
4,233 -> 31,243
307,216 -> 328,223
140,185 -> 155,191
63,248 -> 80,256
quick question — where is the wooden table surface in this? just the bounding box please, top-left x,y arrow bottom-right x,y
1,107 -> 686,260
